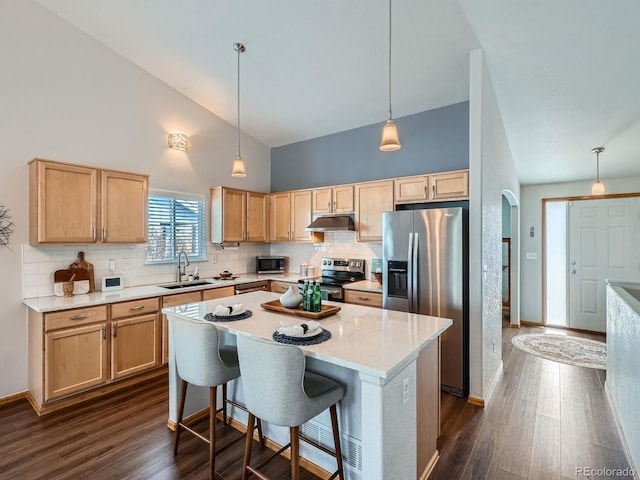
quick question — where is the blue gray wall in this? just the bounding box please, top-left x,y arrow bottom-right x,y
271,101 -> 469,192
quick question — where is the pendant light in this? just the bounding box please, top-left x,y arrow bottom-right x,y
591,147 -> 605,195
379,0 -> 401,151
231,42 -> 247,177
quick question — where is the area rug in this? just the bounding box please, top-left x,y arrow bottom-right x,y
511,333 -> 606,369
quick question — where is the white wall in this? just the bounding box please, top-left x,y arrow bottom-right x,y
520,176 -> 640,323
468,49 -> 521,400
0,0 -> 271,398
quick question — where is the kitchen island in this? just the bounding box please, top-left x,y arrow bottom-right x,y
163,291 -> 452,480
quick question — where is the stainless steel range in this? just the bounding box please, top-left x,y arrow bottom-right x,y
298,257 -> 365,302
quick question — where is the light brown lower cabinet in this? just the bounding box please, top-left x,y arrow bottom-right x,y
344,290 -> 383,308
111,313 -> 161,380
44,322 -> 109,402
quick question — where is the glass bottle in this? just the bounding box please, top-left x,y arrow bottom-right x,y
312,281 -> 322,312
302,280 -> 310,311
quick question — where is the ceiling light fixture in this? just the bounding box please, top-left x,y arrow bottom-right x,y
168,132 -> 188,151
231,42 -> 247,178
591,147 -> 605,195
379,0 -> 401,152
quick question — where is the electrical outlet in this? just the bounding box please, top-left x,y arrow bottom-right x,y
403,378 -> 410,404
211,254 -> 218,264
122,259 -> 133,271
108,259 -> 116,271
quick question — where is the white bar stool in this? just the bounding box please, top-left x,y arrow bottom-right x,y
237,334 -> 344,480
171,316 -> 263,479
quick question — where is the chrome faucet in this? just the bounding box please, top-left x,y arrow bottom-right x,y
177,250 -> 190,282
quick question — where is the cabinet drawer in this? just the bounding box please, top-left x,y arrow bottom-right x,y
162,291 -> 202,308
270,280 -> 297,293
44,305 -> 108,331
111,297 -> 160,320
202,286 -> 235,300
344,290 -> 383,308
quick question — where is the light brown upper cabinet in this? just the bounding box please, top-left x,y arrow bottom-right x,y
429,170 -> 469,200
395,170 -> 469,204
269,190 -> 322,243
355,180 -> 394,242
29,159 -> 148,245
211,187 -> 268,243
101,170 -> 148,243
312,185 -> 354,215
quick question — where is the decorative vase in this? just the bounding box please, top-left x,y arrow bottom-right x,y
280,285 -> 303,308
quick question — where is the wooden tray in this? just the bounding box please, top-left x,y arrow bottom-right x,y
260,300 -> 341,320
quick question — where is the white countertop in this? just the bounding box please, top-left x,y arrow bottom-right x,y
23,273 -> 308,313
343,280 -> 382,293
163,290 -> 452,380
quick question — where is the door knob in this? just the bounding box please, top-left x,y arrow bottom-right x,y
571,261 -> 576,266
571,269 -> 576,274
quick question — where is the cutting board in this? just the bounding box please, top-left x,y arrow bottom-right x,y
54,268 -> 90,283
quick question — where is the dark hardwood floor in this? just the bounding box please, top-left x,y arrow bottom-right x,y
0,322 -> 633,479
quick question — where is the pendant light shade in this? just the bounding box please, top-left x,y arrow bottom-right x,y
590,147 -> 605,195
231,42 -> 247,178
379,0 -> 401,151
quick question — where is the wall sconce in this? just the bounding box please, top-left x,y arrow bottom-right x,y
168,132 -> 188,151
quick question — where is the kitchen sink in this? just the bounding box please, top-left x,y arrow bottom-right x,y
158,280 -> 211,290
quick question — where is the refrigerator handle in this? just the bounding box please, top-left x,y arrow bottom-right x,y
407,233 -> 414,313
413,232 -> 419,312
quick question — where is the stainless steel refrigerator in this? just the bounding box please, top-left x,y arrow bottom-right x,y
382,207 -> 468,397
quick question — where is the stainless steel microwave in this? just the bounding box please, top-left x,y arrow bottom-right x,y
256,256 -> 285,274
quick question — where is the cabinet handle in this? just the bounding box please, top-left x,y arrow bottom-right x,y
424,186 -> 427,199
328,201 -> 331,211
113,323 -> 118,337
70,313 -> 89,320
103,228 -> 107,242
358,296 -> 369,301
129,305 -> 145,311
432,185 -> 436,199
281,286 -> 287,291
333,200 -> 337,210
102,325 -> 106,340
246,230 -> 249,240
92,228 -> 96,242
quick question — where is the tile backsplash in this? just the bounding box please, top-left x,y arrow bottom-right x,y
22,232 -> 381,298
22,243 -> 269,298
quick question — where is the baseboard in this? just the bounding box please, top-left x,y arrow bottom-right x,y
604,382 -> 639,480
419,449 -> 439,480
167,410 -> 334,480
521,319 -> 543,326
509,323 -> 520,328
0,390 -> 27,406
467,360 -> 504,408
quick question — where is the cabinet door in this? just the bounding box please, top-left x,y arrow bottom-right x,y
291,190 -> 313,242
162,291 -> 202,365
222,188 -> 247,242
428,170 -> 469,200
30,160 -> 98,244
101,170 -> 148,243
333,185 -> 354,213
269,192 -> 291,242
395,176 -> 429,203
44,322 -> 108,401
202,286 -> 235,300
246,191 -> 268,242
111,313 -> 161,380
313,188 -> 333,214
356,180 -> 394,242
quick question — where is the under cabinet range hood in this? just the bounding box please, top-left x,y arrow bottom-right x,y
306,214 -> 355,232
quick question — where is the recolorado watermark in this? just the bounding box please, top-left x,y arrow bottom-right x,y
576,467 -> 635,477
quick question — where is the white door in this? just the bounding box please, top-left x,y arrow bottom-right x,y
568,197 -> 640,332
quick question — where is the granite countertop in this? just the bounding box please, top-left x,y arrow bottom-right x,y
343,280 -> 383,293
163,290 -> 452,380
23,273 -> 310,313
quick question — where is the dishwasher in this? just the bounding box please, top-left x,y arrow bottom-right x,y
234,280 -> 269,295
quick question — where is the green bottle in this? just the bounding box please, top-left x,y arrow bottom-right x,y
312,281 -> 322,313
302,280 -> 310,311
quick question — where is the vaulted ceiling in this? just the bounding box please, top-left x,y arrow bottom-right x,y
35,0 -> 640,185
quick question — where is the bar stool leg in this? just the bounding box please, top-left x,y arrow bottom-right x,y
242,413 -> 255,480
174,379 -> 188,456
222,383 -> 228,426
256,418 -> 265,446
330,404 -> 344,479
290,426 -> 300,480
209,386 -> 218,480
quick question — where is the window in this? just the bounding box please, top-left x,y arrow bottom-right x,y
146,193 -> 206,263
